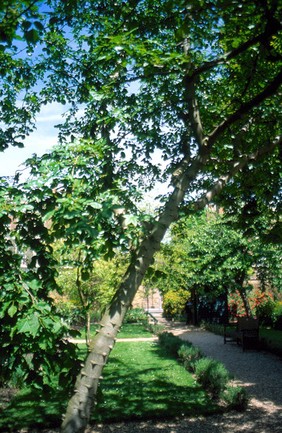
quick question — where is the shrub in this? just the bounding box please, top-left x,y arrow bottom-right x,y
221,385 -> 248,411
194,358 -> 230,398
162,289 -> 188,319
53,298 -> 84,326
202,322 -> 225,336
158,332 -> 183,356
255,298 -> 275,326
178,344 -> 202,372
146,322 -> 165,335
124,308 -> 148,324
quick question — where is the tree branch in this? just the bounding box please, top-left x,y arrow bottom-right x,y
183,74 -> 205,149
206,69 -> 282,149
191,32 -> 264,78
193,135 -> 282,210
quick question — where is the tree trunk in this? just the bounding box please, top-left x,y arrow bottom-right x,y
61,136 -> 271,432
61,153 -> 206,432
85,311 -> 91,348
237,286 -> 252,317
61,69 -> 281,430
236,273 -> 252,317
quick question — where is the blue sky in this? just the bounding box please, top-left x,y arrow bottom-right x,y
0,102 -> 66,177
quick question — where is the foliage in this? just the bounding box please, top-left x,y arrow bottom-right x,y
178,344 -> 203,373
162,288 -> 189,319
0,179 -> 81,391
0,275 -> 80,390
1,0 -> 281,429
51,295 -> 84,326
194,358 -> 230,398
159,211 -> 281,319
272,301 -> 282,330
146,322 -> 165,336
228,287 -> 279,322
0,1 -> 45,150
220,385 -> 248,411
123,307 -> 148,324
255,297 -> 275,326
158,332 -> 184,357
55,255 -> 128,324
0,138 -> 140,387
159,332 -> 245,409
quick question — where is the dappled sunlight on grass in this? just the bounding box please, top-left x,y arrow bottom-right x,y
0,340 -> 219,431
93,341 -> 218,423
0,387 -> 65,432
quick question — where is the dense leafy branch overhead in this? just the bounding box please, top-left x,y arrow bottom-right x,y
0,1 -> 48,149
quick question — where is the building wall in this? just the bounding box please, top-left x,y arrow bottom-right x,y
132,286 -> 163,310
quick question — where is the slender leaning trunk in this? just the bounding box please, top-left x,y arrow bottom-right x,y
61,132 -> 272,432
61,163 -> 198,433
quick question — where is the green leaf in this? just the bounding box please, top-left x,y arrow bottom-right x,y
8,304 -> 17,318
28,279 -> 42,290
88,201 -> 102,210
42,209 -> 56,222
24,29 -> 40,44
17,315 -> 40,337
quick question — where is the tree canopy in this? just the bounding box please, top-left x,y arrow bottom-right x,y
0,1 -> 281,432
157,210 -> 282,320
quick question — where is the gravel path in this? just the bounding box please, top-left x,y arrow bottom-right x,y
173,326 -> 282,408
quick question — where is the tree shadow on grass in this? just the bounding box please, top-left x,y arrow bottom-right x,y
0,387 -> 66,432
0,342 -> 218,432
93,342 -> 218,424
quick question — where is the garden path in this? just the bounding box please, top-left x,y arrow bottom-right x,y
172,324 -> 282,405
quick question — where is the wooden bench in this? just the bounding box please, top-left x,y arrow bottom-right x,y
224,317 -> 259,351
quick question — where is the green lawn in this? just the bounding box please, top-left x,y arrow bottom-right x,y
260,327 -> 282,354
78,322 -> 154,340
118,323 -> 155,339
0,339 -> 219,431
93,340 -> 218,423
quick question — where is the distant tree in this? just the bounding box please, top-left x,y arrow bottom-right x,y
160,211 -> 281,320
55,251 -> 128,346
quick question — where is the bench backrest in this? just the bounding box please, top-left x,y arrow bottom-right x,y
237,317 -> 259,331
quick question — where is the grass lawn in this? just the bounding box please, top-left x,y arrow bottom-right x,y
93,340 -> 218,423
0,340 -> 219,431
78,322 -> 155,340
260,327 -> 282,354
118,323 -> 155,339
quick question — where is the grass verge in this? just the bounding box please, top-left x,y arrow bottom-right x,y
92,340 -> 219,423
78,323 -> 154,340
0,339 -> 220,431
